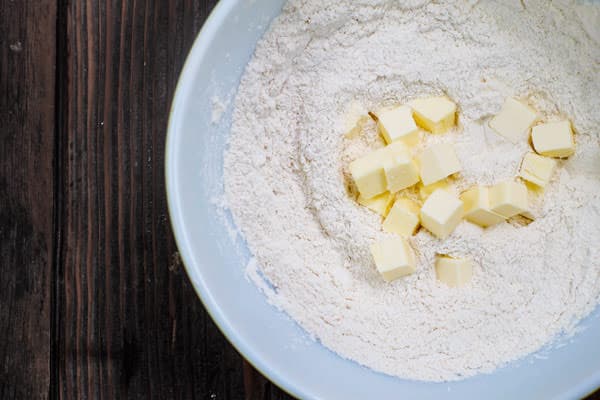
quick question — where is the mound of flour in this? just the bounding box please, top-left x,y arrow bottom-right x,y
223,0 -> 600,381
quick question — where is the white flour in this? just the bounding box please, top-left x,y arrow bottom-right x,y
223,0 -> 600,381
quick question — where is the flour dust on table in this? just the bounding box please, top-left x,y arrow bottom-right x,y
222,0 -> 600,381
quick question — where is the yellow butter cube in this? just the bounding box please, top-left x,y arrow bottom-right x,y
460,186 -> 506,228
370,237 -> 416,282
418,143 -> 462,186
383,154 -> 420,193
435,255 -> 473,288
349,142 -> 409,199
349,152 -> 387,199
382,198 -> 420,236
519,152 -> 556,187
418,180 -> 453,200
489,97 -> 538,143
489,181 -> 528,218
384,141 -> 410,156
531,120 -> 575,158
409,97 -> 457,133
357,192 -> 394,216
377,105 -> 419,145
420,189 -> 464,239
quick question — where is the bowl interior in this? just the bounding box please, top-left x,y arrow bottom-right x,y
166,1 -> 600,398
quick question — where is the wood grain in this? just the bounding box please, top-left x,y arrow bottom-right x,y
0,1 -> 56,399
55,0 -> 291,399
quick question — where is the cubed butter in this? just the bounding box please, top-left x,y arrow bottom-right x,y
383,153 -> 420,193
376,105 -> 419,145
357,192 -> 395,216
382,198 -> 420,236
370,237 -> 416,282
418,143 -> 462,186
418,180 -> 454,200
420,189 -> 464,239
435,255 -> 473,288
460,186 -> 506,228
349,142 -> 409,199
349,151 -> 387,199
409,97 -> 457,133
489,97 -> 538,143
489,181 -> 528,218
519,152 -> 557,187
384,141 -> 410,157
531,120 -> 575,158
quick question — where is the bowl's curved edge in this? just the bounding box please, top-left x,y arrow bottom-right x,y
165,1 -> 307,399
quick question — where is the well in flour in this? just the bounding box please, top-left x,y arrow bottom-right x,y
223,0 -> 600,381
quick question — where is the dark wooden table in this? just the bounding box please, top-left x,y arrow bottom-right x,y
0,1 -> 292,398
1,1 -> 598,399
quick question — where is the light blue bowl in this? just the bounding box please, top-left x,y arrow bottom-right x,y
166,1 -> 600,398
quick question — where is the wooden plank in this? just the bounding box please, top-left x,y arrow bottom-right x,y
0,1 -> 56,399
243,360 -> 296,400
56,0 -> 291,398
